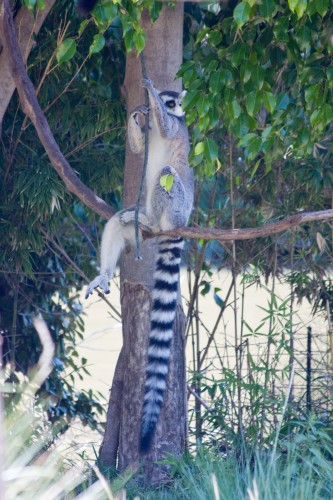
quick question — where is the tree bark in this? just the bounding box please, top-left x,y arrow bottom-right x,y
99,4 -> 187,483
0,0 -> 56,126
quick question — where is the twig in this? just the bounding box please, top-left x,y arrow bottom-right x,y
187,384 -> 214,413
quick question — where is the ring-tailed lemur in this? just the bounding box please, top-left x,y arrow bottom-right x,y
86,78 -> 194,453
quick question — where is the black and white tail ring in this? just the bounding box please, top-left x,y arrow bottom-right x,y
139,236 -> 184,454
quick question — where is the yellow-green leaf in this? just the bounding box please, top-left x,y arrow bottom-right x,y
160,174 -> 174,192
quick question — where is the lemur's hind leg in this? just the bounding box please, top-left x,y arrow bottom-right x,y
85,213 -> 128,298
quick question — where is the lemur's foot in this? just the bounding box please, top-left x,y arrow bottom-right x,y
119,210 -> 134,225
85,273 -> 110,299
119,210 -> 152,232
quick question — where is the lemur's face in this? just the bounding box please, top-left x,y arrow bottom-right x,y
159,90 -> 187,118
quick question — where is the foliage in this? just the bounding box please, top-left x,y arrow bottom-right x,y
0,0 -> 126,433
181,1 -> 333,280
180,3 -> 333,458
5,401 -> 333,499
3,408 -> 113,499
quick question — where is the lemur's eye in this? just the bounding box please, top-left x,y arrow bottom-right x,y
166,100 -> 176,108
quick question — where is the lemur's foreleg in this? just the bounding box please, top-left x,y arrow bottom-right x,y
127,104 -> 149,154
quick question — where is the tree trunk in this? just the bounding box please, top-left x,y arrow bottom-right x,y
99,4 -> 187,483
0,0 -> 56,126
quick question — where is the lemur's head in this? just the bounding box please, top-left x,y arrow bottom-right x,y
159,90 -> 187,118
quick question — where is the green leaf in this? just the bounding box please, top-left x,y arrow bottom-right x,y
245,91 -> 261,116
263,91 -> 276,113
133,31 -> 146,54
327,66 -> 333,81
309,106 -> 332,130
200,280 -> 211,296
204,138 -> 219,162
231,114 -> 251,138
289,0 -> 307,17
304,84 -> 320,105
214,288 -> 224,308
240,61 -> 252,83
160,174 -> 174,192
23,0 -> 37,10
276,93 -> 290,110
259,0 -> 276,18
78,19 -> 89,37
89,34 -> 105,55
56,39 -> 77,65
315,0 -> 329,16
231,44 -> 247,67
228,100 -> 242,119
194,142 -> 205,155
233,2 -> 251,28
321,104 -> 333,128
197,95 -> 210,118
238,133 -> 257,147
251,66 -> 265,89
295,0 -> 308,17
251,159 -> 261,178
93,2 -> 117,28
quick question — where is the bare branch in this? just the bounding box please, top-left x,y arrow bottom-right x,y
0,0 -> 115,220
145,209 -> 333,242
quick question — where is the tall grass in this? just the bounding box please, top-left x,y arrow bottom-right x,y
126,434 -> 333,499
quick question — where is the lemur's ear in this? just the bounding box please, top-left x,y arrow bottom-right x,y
178,90 -> 187,102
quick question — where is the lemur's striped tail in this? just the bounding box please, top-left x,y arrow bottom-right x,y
139,236 -> 184,454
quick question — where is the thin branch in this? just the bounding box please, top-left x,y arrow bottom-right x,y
146,209 -> 333,242
0,0 -> 115,220
187,384 -> 214,413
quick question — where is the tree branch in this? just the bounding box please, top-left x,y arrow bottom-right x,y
0,0 -> 56,125
1,1 -> 333,242
0,0 -> 115,220
145,209 -> 333,241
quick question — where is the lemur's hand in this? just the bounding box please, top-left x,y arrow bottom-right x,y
131,104 -> 150,117
85,273 -> 110,299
